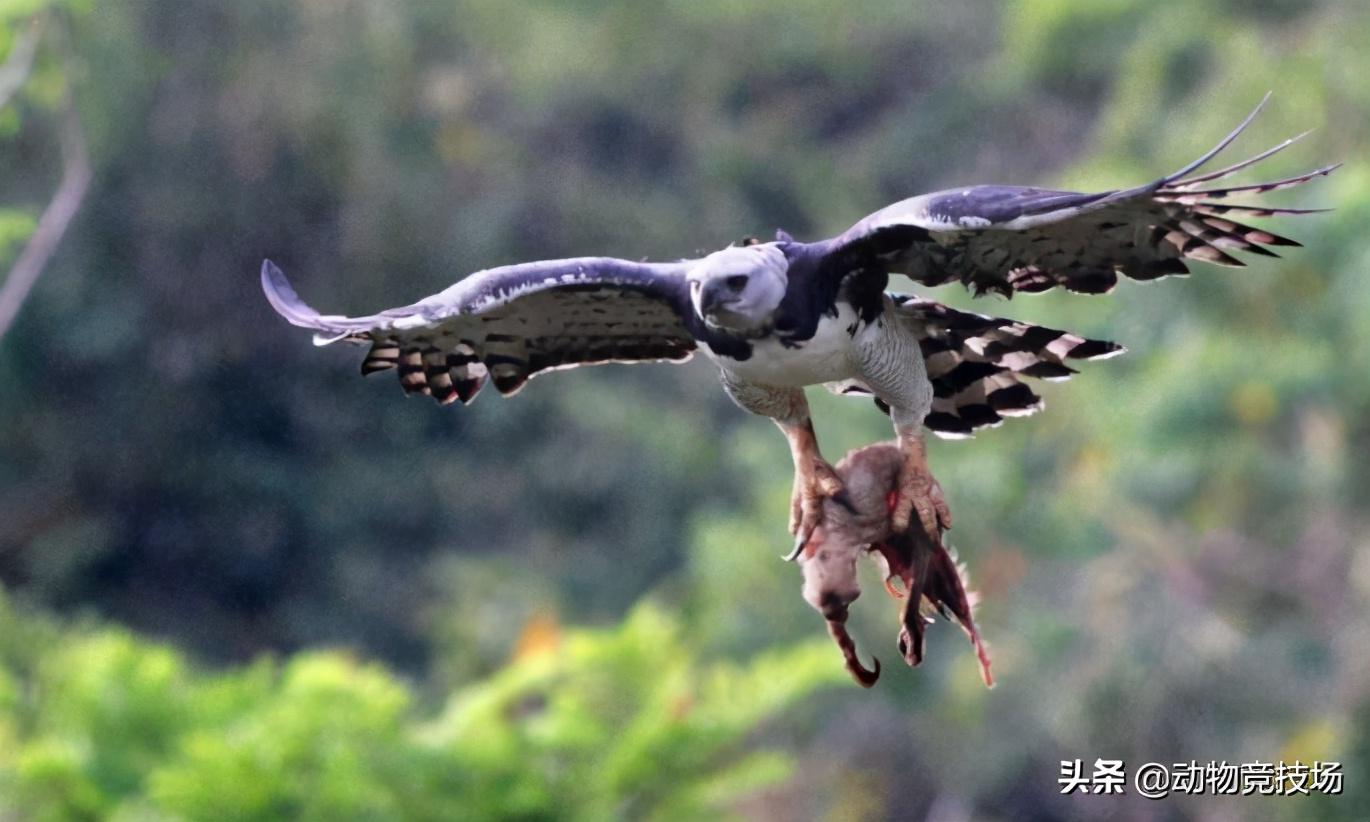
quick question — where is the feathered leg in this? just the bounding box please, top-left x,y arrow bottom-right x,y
853,299 -> 948,539
717,375 -> 845,550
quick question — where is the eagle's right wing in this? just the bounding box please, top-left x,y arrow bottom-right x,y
261,256 -> 701,404
828,95 -> 1335,297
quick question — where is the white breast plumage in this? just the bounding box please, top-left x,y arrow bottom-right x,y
712,302 -> 863,387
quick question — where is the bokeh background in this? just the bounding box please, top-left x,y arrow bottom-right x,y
1,1 -> 1367,819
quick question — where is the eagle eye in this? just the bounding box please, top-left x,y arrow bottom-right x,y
725,274 -> 749,292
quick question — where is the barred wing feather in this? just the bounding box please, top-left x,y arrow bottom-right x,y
261,257 -> 699,404
831,297 -> 1124,438
898,297 -> 1123,438
834,94 -> 1336,297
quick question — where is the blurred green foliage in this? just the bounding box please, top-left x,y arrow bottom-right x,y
1,0 -> 1368,818
0,591 -> 843,820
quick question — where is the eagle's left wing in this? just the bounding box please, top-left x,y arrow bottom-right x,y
262,256 -> 701,404
827,95 -> 1336,297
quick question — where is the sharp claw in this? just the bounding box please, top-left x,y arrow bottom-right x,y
891,444 -> 947,540
785,473 -> 831,560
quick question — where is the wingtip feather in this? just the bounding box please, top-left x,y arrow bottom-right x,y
1162,93 -> 1271,184
1167,128 -> 1315,190
261,259 -> 324,330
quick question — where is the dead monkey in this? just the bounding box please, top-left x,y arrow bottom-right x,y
793,442 -> 993,688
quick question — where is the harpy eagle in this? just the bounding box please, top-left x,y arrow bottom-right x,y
262,97 -> 1333,550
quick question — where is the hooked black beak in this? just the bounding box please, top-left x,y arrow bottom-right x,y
693,275 -> 749,318
698,278 -> 729,315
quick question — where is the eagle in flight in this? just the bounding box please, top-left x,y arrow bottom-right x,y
263,96 -> 1333,551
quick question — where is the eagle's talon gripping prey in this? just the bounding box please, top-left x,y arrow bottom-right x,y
796,442 -> 991,688
789,456 -> 844,531
784,453 -> 856,561
780,418 -> 845,551
788,458 -> 844,555
891,432 -> 951,539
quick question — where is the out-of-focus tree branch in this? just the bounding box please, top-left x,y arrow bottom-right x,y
0,16 -> 90,341
0,15 -> 40,109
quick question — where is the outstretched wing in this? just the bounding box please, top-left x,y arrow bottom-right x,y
829,95 -> 1336,297
262,257 -> 700,404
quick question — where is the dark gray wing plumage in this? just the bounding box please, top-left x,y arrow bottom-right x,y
262,256 -> 699,404
829,95 -> 1336,297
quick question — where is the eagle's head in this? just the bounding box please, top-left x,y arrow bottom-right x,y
687,243 -> 788,333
